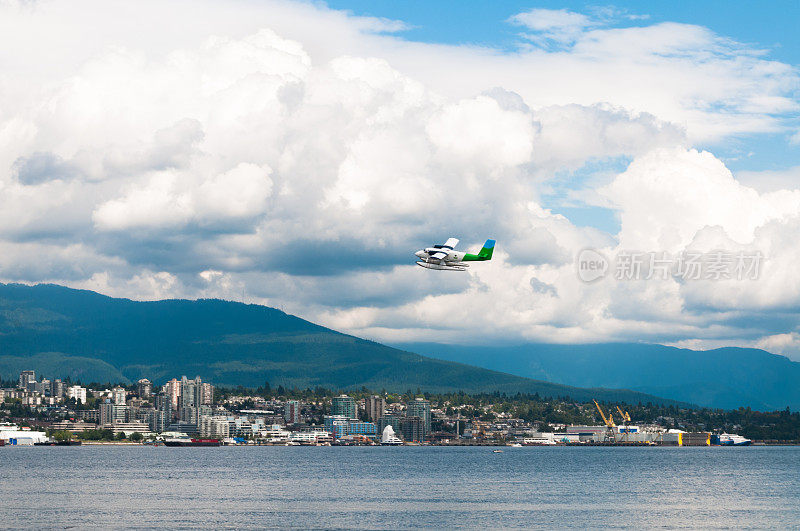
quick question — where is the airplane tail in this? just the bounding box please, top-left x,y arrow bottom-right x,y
478,239 -> 495,260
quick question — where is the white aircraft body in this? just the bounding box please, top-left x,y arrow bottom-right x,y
414,238 -> 495,271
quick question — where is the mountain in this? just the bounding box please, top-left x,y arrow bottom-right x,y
0,283 -> 682,405
394,342 -> 800,411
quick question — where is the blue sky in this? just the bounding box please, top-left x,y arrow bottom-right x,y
327,0 -> 800,173
326,1 -> 800,64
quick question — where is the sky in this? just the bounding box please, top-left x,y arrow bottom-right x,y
1,0 -> 800,358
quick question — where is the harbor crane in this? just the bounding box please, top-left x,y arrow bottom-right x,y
593,400 -> 617,443
615,406 -> 632,442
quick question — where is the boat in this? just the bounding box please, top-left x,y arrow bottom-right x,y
163,436 -> 221,447
380,425 -> 403,446
713,433 -> 752,446
507,443 -> 523,447
492,449 -> 503,453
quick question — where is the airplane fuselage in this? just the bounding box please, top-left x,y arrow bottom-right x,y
414,238 -> 494,271
415,248 -> 466,262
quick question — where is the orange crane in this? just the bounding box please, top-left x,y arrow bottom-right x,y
593,400 -> 616,443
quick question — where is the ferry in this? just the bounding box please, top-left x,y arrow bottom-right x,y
713,433 -> 752,446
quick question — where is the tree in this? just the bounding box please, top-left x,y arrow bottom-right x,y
129,432 -> 143,442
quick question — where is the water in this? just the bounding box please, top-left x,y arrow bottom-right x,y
1,445 -> 798,528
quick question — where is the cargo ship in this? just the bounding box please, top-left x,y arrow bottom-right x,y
163,436 -> 221,447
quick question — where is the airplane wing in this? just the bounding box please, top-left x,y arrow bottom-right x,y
429,251 -> 448,260
443,238 -> 459,249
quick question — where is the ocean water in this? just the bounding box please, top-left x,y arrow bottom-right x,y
1,445 -> 798,529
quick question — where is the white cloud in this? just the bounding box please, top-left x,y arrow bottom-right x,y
509,8 -> 594,46
0,0 -> 799,356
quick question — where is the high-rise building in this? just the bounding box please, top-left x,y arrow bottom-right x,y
285,400 -> 301,424
377,414 -> 401,436
180,405 -> 197,424
100,401 -> 130,425
155,393 -> 172,413
137,379 -> 152,398
111,386 -> 127,405
66,385 -> 87,404
199,382 -> 214,405
175,376 -> 214,425
163,378 -> 181,411
18,370 -> 35,390
406,398 -> 431,440
50,379 -> 64,399
147,409 -> 168,433
180,376 -> 196,409
365,395 -> 385,421
332,395 -> 357,419
401,416 -> 424,443
37,379 -> 51,396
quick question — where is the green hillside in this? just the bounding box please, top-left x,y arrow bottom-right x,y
0,283 -> 680,405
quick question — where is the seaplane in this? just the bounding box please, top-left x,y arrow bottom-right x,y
414,238 -> 495,271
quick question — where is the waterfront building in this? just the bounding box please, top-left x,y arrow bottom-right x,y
406,398 -> 431,440
565,425 -> 608,442
66,385 -> 87,404
365,395 -> 385,422
285,400 -> 300,424
102,421 -> 149,436
200,416 -> 230,439
18,370 -> 35,390
348,421 -> 377,437
324,415 -> 350,439
164,421 -> 200,436
401,416 -> 424,443
48,420 -> 97,433
111,386 -> 127,405
289,429 -> 332,444
137,379 -> 152,398
332,395 -> 357,419
0,424 -> 49,445
260,425 -> 291,442
377,414 -> 401,436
